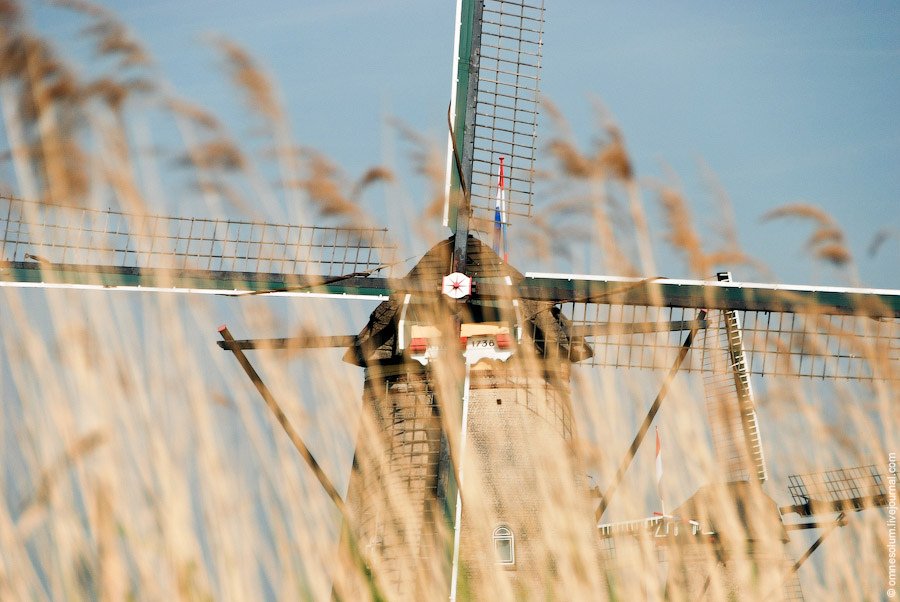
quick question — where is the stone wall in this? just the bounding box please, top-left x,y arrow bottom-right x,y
343,360 -> 603,599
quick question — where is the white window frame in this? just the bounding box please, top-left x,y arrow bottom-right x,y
493,525 -> 515,566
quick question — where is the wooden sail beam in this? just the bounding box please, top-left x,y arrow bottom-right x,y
5,261 -> 898,318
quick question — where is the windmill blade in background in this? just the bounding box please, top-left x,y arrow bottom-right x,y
700,306 -> 768,483
781,464 -> 888,518
0,196 -> 396,298
699,272 -> 767,483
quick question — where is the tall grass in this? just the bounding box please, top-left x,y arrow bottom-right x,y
0,2 -> 895,600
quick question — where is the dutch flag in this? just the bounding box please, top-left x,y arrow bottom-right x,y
493,157 -> 508,262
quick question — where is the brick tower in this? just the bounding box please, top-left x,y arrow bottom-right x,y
337,236 -> 600,599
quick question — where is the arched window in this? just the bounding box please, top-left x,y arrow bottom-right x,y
493,525 -> 515,565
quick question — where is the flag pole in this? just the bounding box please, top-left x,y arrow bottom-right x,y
656,426 -> 665,515
493,156 -> 506,260
500,157 -> 508,263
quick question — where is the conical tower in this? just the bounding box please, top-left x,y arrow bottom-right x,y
338,235 -> 600,599
667,482 -> 800,600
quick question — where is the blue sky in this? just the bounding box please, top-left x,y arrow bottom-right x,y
29,0 -> 900,288
8,5 -> 894,589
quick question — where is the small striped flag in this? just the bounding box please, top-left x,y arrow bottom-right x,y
493,157 -> 508,262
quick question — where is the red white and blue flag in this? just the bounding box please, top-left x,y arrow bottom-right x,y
493,157 -> 508,262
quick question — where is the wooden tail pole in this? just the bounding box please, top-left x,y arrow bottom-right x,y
216,335 -> 357,351
595,311 -> 706,522
790,511 -> 845,573
217,325 -> 345,511
746,511 -> 848,602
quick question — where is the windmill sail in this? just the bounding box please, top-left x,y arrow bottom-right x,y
517,273 -> 900,381
700,307 -> 768,482
469,0 -> 543,225
3,194 -> 897,382
0,196 -> 396,297
782,465 -> 887,517
698,272 -> 767,483
563,304 -> 900,380
446,0 -> 544,240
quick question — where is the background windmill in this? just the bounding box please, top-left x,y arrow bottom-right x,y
1,1 -> 890,600
596,290 -> 891,599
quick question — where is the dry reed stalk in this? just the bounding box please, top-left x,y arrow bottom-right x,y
763,202 -> 855,270
387,117 -> 446,244
289,150 -> 364,226
762,202 -> 835,227
541,109 -> 654,274
165,97 -> 221,132
0,2 -> 892,600
176,138 -> 247,172
17,431 -> 106,514
657,185 -> 709,275
867,228 -> 895,258
210,37 -> 308,225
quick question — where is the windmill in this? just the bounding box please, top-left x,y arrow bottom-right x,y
597,295 -> 892,599
0,0 -> 898,599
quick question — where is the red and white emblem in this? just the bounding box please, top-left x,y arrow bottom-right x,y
442,272 -> 472,299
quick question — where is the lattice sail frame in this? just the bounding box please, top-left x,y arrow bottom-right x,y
0,196 -> 396,278
559,302 -> 899,381
2,194 -> 897,381
787,465 -> 886,509
699,309 -> 767,483
469,0 -> 544,226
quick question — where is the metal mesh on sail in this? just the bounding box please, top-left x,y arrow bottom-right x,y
469,0 -> 544,226
699,310 -> 767,483
0,196 -> 395,277
559,302 -> 898,380
787,465 -> 885,508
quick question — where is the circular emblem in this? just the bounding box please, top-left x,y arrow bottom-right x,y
442,272 -> 472,299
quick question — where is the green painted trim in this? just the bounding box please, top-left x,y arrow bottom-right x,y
447,0 -> 476,232
0,263 -> 394,298
3,263 -> 897,317
509,277 -> 900,318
